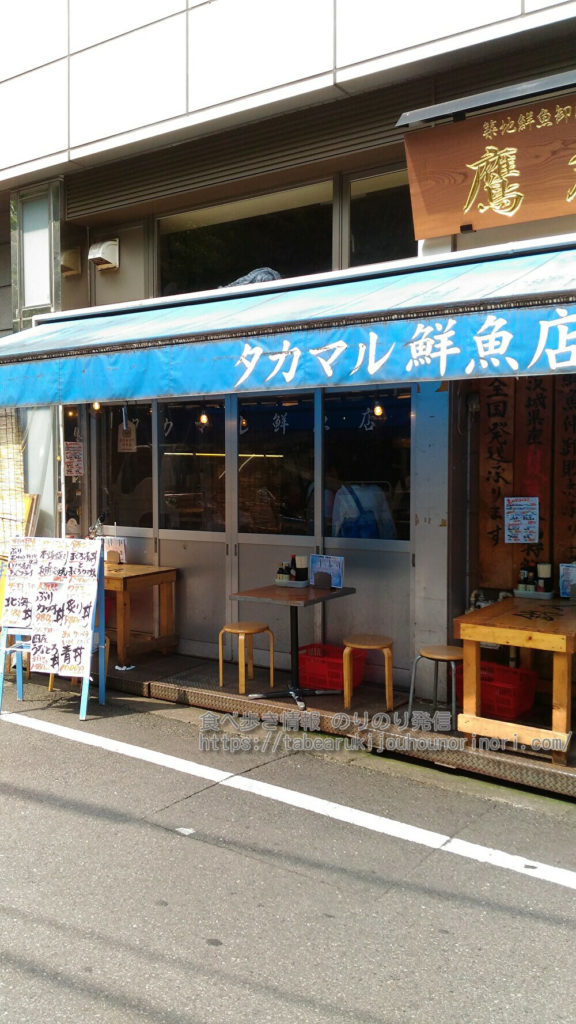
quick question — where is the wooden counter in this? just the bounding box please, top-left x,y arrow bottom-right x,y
104,563 -> 177,666
454,597 -> 575,763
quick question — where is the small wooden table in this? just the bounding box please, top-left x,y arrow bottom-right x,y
104,563 -> 177,666
454,598 -> 575,763
230,584 -> 356,708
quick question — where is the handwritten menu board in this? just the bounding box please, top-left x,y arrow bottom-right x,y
1,537 -> 102,678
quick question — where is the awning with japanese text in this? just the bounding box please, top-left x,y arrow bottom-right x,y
1,244 -> 576,406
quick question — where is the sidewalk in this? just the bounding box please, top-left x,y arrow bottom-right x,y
2,644 -> 576,798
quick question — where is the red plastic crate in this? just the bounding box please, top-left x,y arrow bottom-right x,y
298,643 -> 367,690
455,661 -> 537,721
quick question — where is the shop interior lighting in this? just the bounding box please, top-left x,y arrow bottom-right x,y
198,409 -> 209,426
92,401 -> 101,411
373,401 -> 384,418
164,451 -> 283,460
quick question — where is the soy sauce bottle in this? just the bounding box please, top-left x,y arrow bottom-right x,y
290,554 -> 297,580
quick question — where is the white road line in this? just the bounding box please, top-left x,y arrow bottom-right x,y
2,710 -> 576,891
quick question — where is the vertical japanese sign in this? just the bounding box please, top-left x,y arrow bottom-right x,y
554,375 -> 576,564
512,376 -> 552,576
1,537 -> 101,677
478,378 -> 515,588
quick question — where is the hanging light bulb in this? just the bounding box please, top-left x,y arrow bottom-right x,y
92,401 -> 101,411
373,401 -> 384,418
199,409 -> 209,426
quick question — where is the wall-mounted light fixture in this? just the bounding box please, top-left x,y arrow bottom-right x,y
88,239 -> 119,271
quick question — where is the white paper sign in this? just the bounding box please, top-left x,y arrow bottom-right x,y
504,496 -> 539,544
1,537 -> 101,677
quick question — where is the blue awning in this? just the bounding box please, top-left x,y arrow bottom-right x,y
2,243 -> 576,407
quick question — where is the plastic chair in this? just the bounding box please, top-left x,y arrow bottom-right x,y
218,621 -> 274,695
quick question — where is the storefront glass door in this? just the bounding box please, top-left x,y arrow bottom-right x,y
89,388 -> 413,675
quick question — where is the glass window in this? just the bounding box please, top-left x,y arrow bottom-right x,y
349,172 -> 417,268
158,182 -> 333,295
94,403 -> 153,529
238,396 -> 314,535
62,406 -> 88,538
324,390 -> 411,540
159,400 -> 225,531
22,194 -> 51,308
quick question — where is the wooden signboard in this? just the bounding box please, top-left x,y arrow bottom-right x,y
553,375 -> 576,565
404,92 -> 576,238
511,376 -> 553,581
478,377 -> 515,588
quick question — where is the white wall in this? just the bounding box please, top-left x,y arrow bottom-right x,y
1,0 -> 576,184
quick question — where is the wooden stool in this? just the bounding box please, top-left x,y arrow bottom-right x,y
342,633 -> 394,711
407,645 -> 463,727
219,622 -> 274,695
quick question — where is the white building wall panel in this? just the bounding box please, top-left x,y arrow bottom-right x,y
69,0 -> 183,52
526,0 -> 574,8
0,0 -> 68,82
0,62 -> 68,171
69,16 -> 188,148
335,0 -> 521,67
187,0 -> 334,110
2,1 -> 576,183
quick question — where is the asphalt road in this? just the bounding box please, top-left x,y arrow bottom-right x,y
1,679 -> 576,1024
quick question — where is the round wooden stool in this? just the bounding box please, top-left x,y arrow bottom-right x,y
342,633 -> 394,711
407,644 -> 463,727
218,621 -> 274,695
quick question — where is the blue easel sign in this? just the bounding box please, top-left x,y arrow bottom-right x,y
0,537 -> 106,720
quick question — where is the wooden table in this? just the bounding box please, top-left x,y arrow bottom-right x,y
454,597 -> 575,763
230,584 -> 356,708
104,563 -> 177,666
